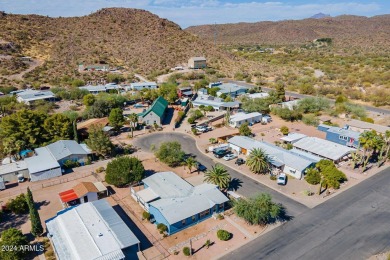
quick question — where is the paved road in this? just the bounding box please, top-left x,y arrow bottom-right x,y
225,79 -> 390,116
134,132 -> 308,218
135,132 -> 390,260
222,166 -> 390,260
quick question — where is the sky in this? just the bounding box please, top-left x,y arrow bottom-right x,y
0,0 -> 389,28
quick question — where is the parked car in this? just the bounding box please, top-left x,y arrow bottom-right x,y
206,126 -> 213,131
196,126 -> 208,133
195,162 -> 207,172
214,149 -> 230,158
277,173 -> 287,185
235,158 -> 245,165
223,153 -> 237,161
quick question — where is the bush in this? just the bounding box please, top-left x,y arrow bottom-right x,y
270,175 -> 277,181
217,229 -> 231,241
302,114 -> 319,126
96,167 -> 105,173
155,141 -> 185,167
187,117 -> 195,124
280,126 -> 289,135
157,223 -> 168,234
183,246 -> 191,256
6,194 -> 28,214
63,160 -> 80,169
142,211 -> 150,221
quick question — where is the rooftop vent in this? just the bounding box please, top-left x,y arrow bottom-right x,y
97,233 -> 103,237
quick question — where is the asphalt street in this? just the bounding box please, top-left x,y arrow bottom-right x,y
135,132 -> 390,260
134,132 -> 308,218
225,79 -> 390,116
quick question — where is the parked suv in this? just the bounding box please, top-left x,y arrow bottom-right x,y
213,149 -> 229,158
277,173 -> 287,185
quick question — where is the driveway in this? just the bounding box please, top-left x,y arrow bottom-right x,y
133,132 -> 308,218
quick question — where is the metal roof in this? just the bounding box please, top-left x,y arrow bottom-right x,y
139,96 -> 168,118
228,136 -> 314,172
144,172 -> 228,224
293,137 -> 355,161
280,133 -> 307,142
46,140 -> 90,161
25,147 -> 60,174
192,96 -> 240,108
326,126 -> 361,139
190,57 -> 206,61
79,84 -> 121,92
45,199 -> 139,260
130,82 -> 157,88
0,161 -> 28,176
17,89 -> 55,102
217,83 -> 248,94
247,93 -> 269,99
345,119 -> 390,134
230,112 -> 261,122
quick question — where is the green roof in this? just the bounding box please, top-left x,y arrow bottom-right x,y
139,96 -> 168,118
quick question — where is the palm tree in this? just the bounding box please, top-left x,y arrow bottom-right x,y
204,164 -> 231,190
246,148 -> 271,174
185,157 -> 197,174
378,130 -> 390,166
359,130 -> 381,171
127,113 -> 138,138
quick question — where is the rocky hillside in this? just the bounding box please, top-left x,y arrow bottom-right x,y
0,8 -> 238,83
186,15 -> 390,51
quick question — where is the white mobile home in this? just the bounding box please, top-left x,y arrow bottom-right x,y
128,82 -> 158,91
229,112 -> 262,128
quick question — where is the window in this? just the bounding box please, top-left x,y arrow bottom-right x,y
182,219 -> 186,225
200,209 -> 210,218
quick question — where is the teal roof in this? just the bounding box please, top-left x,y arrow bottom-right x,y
139,96 -> 168,118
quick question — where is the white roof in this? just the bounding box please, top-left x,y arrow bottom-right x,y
293,137 -> 355,161
346,119 -> 390,134
130,82 -> 157,87
190,57 -> 206,61
25,147 -> 60,174
17,89 -> 55,102
0,161 -> 28,176
228,136 -> 315,172
137,187 -> 159,203
143,172 -> 229,224
46,140 -> 90,161
217,83 -> 248,94
79,84 -> 121,92
93,182 -> 107,193
46,199 -> 139,260
280,133 -> 307,142
230,112 -> 261,123
192,96 -> 240,108
247,93 -> 269,99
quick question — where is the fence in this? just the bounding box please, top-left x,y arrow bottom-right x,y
0,171 -> 93,199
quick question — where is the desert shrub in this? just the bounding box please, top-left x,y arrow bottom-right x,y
305,168 -> 321,185
142,211 -> 150,221
217,229 -> 231,241
157,223 -> 168,234
183,246 -> 191,256
270,175 -> 277,181
302,114 -> 319,126
96,167 -> 105,173
280,126 -> 289,135
6,194 -> 28,214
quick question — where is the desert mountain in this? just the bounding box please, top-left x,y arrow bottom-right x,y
186,15 -> 390,50
0,8 -> 237,82
310,13 -> 331,19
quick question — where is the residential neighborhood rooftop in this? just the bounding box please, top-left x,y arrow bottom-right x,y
247,92 -> 270,99
46,140 -> 90,161
24,147 -> 60,174
280,133 -> 307,143
345,119 -> 390,134
230,112 -> 262,122
130,82 -> 157,87
293,137 -> 355,161
139,96 -> 168,118
46,199 -> 139,260
79,83 -> 121,92
16,89 -> 55,102
0,161 -> 28,176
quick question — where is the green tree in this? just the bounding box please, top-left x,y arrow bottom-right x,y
0,228 -> 29,260
85,124 -> 113,157
359,130 -> 382,171
316,160 -> 347,194
6,194 -> 28,214
241,97 -> 271,114
73,120 -> 79,143
26,188 -> 43,237
71,79 -> 85,87
105,156 -> 145,187
233,193 -> 284,225
297,97 -> 331,113
154,141 -> 185,167
304,168 -> 321,185
107,73 -> 125,84
109,108 -> 125,130
239,122 -> 252,136
185,157 -> 197,174
83,94 -> 96,106
275,81 -> 286,102
43,113 -> 73,142
246,148 -> 271,174
127,113 -> 139,138
204,164 -> 231,190
0,109 -> 47,154
280,126 -> 289,135
208,87 -> 220,97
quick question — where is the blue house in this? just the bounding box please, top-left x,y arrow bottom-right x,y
318,124 -> 360,148
131,172 -> 229,235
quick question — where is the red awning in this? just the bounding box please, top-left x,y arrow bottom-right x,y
59,189 -> 79,203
